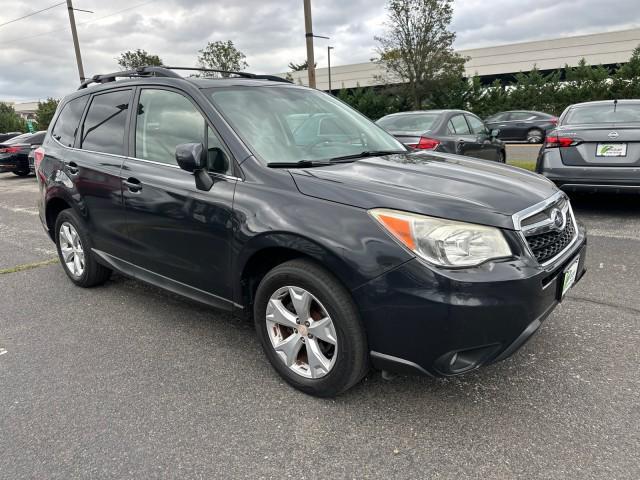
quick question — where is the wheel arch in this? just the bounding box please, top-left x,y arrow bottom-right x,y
44,195 -> 73,241
235,233 -> 356,313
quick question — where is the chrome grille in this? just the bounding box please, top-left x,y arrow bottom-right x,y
513,192 -> 578,266
525,211 -> 576,264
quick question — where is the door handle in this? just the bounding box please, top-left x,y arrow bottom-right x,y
124,177 -> 142,193
67,162 -> 79,175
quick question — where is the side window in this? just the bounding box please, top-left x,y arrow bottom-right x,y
80,90 -> 131,155
51,95 -> 89,147
509,112 -> 535,121
136,89 -> 231,173
466,115 -> 488,135
449,115 -> 470,135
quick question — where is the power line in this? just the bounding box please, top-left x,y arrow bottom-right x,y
0,0 -> 157,46
0,2 -> 65,29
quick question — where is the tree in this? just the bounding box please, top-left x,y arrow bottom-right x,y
117,49 -> 163,69
35,98 -> 59,130
0,103 -> 26,133
374,0 -> 466,109
288,60 -> 316,71
197,41 -> 248,77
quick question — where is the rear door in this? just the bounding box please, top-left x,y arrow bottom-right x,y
448,114 -> 481,157
73,89 -> 132,258
121,87 -> 237,305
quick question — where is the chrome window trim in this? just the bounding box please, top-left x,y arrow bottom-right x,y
512,191 -> 580,267
50,137 -> 243,181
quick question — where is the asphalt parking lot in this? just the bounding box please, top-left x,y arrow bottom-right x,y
1,172 -> 639,479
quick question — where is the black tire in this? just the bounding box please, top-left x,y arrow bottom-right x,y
498,150 -> 506,163
54,209 -> 112,287
254,259 -> 369,397
13,170 -> 30,177
526,128 -> 544,144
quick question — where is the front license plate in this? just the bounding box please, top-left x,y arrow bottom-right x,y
596,143 -> 627,157
561,256 -> 580,298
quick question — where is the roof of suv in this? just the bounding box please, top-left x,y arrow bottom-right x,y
569,99 -> 640,108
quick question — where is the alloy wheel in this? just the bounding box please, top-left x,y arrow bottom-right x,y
265,286 -> 338,379
59,222 -> 85,278
527,129 -> 543,143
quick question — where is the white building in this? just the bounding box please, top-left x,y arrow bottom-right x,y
280,27 -> 640,90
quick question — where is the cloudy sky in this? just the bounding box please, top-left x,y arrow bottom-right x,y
1,0 -> 639,101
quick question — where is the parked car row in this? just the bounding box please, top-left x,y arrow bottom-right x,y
0,130 -> 46,176
34,66 -> 588,397
376,109 -> 506,163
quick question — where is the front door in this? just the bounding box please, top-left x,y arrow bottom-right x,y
465,114 -> 501,161
121,87 -> 237,305
448,114 -> 481,158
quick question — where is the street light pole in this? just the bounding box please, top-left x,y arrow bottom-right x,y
66,0 -> 85,82
327,46 -> 334,93
303,0 -> 316,88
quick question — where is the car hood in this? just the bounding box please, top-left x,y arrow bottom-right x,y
289,151 -> 558,229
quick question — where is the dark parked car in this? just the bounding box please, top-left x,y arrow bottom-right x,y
0,130 -> 45,176
537,100 -> 640,192
485,110 -> 558,143
0,132 -> 22,143
38,66 -> 586,397
376,110 -> 506,163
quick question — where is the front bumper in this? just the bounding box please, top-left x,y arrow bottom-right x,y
353,227 -> 587,377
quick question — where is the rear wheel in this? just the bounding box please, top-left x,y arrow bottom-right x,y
254,259 -> 369,397
526,128 -> 544,144
55,209 -> 112,287
13,170 -> 30,177
497,150 -> 506,163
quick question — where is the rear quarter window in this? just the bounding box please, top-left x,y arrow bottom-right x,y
51,95 -> 89,147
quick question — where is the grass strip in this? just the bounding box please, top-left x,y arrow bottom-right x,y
507,160 -> 536,172
0,258 -> 58,274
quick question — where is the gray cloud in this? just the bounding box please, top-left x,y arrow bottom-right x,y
0,0 -> 638,101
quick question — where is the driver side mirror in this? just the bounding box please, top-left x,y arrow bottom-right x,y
490,128 -> 500,138
175,142 -> 213,191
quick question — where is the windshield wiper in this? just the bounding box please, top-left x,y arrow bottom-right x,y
328,150 -> 407,162
267,160 -> 332,168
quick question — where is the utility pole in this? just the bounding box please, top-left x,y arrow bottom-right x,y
327,46 -> 334,93
303,0 -> 316,88
66,0 -> 85,82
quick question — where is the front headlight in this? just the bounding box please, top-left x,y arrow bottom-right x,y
369,208 -> 512,267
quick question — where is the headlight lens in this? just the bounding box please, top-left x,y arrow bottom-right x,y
370,208 -> 512,267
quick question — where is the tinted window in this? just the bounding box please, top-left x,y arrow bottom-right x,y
466,115 -> 487,135
377,113 -> 440,132
135,89 -> 206,166
27,132 -> 46,145
5,133 -> 32,145
449,115 -> 471,135
52,96 -> 89,147
486,112 -> 507,122
80,90 -> 131,155
508,112 -> 536,121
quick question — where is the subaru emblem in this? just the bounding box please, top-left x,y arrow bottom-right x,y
550,209 -> 564,230
608,131 -> 619,139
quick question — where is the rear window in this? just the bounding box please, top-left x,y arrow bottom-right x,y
80,90 -> 131,155
563,104 -> 640,125
377,114 -> 439,133
51,95 -> 89,147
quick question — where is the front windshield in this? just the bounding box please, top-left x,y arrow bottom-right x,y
563,104 -> 640,125
206,86 -> 405,164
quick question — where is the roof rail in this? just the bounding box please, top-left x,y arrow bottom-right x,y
163,66 -> 292,83
78,66 -> 181,89
78,66 -> 291,90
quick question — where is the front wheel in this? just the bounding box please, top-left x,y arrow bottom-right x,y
254,259 -> 369,397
